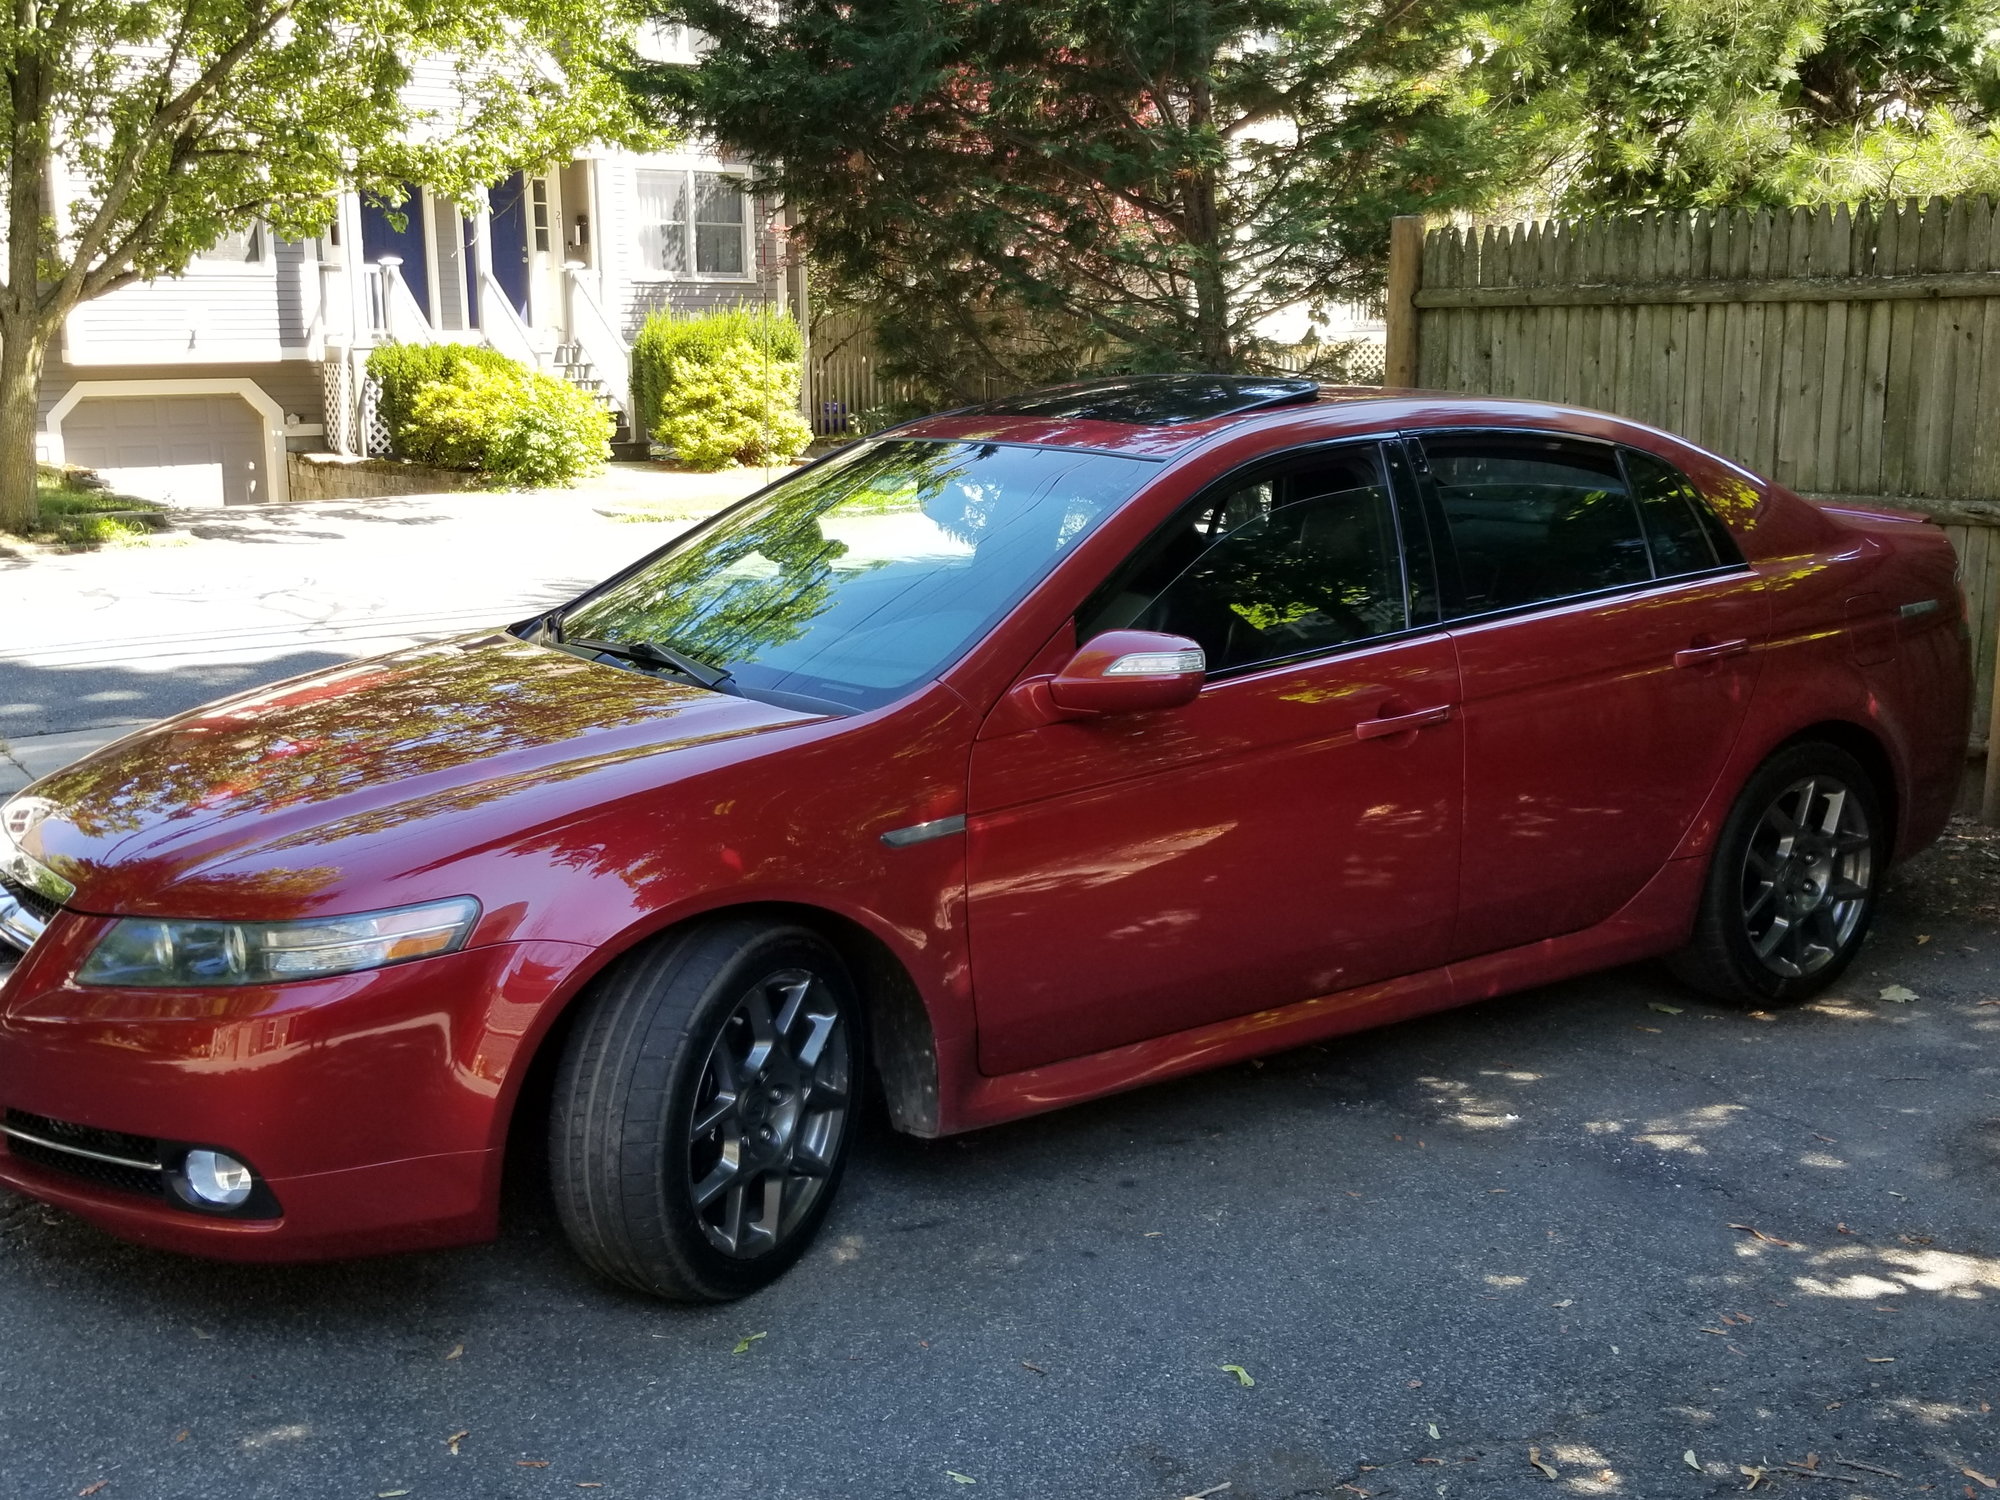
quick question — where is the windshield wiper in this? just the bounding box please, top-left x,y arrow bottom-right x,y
557,631 -> 736,693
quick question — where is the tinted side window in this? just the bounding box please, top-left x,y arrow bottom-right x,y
1620,447 -> 1732,574
1081,446 -> 1407,673
1422,434 -> 1649,615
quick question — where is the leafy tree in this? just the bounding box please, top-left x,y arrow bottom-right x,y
633,0 -> 1515,396
1483,0 -> 2000,210
0,0 -> 651,527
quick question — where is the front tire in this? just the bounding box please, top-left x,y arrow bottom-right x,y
550,920 -> 861,1302
1668,741 -> 1882,1007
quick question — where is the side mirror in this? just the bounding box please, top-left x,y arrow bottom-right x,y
1042,630 -> 1206,718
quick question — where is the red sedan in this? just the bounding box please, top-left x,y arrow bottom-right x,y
0,377 -> 1970,1300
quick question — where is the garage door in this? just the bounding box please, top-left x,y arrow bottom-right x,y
61,393 -> 267,507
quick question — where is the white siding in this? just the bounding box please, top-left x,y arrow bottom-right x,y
63,238 -> 316,365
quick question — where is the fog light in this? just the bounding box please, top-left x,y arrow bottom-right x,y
181,1149 -> 254,1208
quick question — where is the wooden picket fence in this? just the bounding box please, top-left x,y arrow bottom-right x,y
1384,197 -> 2000,810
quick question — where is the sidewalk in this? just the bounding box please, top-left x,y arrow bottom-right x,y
0,462 -> 777,797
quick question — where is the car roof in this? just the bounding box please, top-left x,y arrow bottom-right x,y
890,375 -> 1637,458
896,376 -> 1576,458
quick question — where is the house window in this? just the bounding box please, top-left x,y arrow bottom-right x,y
636,169 -> 750,278
199,223 -> 264,264
531,178 -> 551,253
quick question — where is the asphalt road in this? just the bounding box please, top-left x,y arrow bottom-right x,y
0,474 -> 760,744
0,834 -> 1995,1500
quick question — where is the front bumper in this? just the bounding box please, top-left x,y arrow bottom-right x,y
0,919 -> 588,1261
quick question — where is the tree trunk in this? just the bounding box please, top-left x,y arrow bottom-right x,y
1182,71 -> 1234,371
0,317 -> 48,530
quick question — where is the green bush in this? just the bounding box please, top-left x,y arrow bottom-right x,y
367,342 -> 518,453
369,342 -> 611,487
654,340 -> 813,470
630,306 -> 809,468
487,374 -> 616,488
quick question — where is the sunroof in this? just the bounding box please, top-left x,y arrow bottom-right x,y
968,374 -> 1321,426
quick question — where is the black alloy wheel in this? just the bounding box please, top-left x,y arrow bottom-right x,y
1669,741 -> 1882,1007
550,920 -> 861,1301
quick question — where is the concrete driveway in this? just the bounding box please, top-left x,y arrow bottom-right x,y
0,463 -> 777,789
0,473 -> 1996,1499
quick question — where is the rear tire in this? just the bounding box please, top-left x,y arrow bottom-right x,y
1668,741 -> 1882,1008
549,919 -> 861,1302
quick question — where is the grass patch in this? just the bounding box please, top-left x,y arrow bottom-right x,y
4,468 -> 164,548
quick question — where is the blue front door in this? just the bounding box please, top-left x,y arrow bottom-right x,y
359,195 -> 430,319
488,173 -> 533,321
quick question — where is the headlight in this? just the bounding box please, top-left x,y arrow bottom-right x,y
76,897 -> 481,988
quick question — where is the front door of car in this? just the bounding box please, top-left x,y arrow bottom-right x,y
965,441 -> 1464,1077
1408,430 -> 1769,957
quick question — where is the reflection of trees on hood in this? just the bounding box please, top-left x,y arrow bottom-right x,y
39,642 -> 706,840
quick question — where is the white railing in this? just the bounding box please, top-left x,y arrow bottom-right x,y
477,271 -> 544,370
564,266 -> 631,422
372,257 -> 437,344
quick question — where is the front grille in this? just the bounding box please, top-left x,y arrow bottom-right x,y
3,1109 -> 164,1198
0,877 -> 58,925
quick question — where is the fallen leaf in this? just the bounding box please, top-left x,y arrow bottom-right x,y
444,1344 -> 464,1361
1407,1380 -> 1422,1388
172,1431 -> 188,1443
1802,1454 -> 1819,1471
1917,934 -> 1932,944
446,1430 -> 469,1456
517,1460 -> 551,1468
1648,1002 -> 1684,1014
376,1493 -> 409,1499
1879,985 -> 1919,1002
1865,1356 -> 1896,1363
1729,1224 -> 1796,1247
1428,1423 -> 1441,1439
1700,1327 -> 1729,1335
946,1472 -> 976,1485
78,1487 -> 108,1498
1635,1025 -> 1662,1033
1963,1469 -> 1997,1490
1552,1299 -> 1574,1308
1220,1364 -> 1255,1387
1528,1446 -> 1558,1480
1685,1450 -> 1703,1472
1837,1223 -> 1854,1234
732,1332 -> 768,1355
1742,1465 -> 1767,1490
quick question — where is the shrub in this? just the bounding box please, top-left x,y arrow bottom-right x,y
487,374 -> 616,488
630,306 -> 810,468
367,342 -> 518,454
371,343 -> 611,487
653,340 -> 813,471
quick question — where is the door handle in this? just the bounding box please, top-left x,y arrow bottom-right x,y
1673,637 -> 1750,668
1355,704 -> 1453,741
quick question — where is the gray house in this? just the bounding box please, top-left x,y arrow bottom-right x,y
35,36 -> 797,505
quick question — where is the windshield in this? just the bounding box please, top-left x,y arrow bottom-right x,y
556,439 -> 1157,711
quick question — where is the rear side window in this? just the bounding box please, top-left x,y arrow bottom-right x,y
1420,434 -> 1650,616
1079,444 -> 1408,673
1620,447 -> 1733,575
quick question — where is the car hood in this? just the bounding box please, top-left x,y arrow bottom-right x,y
11,632 -> 824,919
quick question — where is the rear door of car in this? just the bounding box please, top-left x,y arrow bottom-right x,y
1406,430 -> 1769,958
964,439 -> 1465,1076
